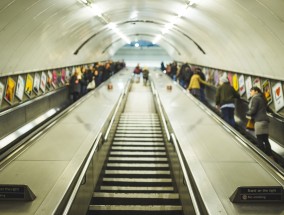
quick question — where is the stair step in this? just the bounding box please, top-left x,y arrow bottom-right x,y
100,186 -> 174,191
115,133 -> 163,138
113,142 -> 164,146
105,170 -> 170,175
107,163 -> 168,168
109,157 -> 168,161
115,130 -> 162,134
117,127 -> 161,130
117,124 -> 161,127
89,205 -> 182,211
103,178 -> 172,182
111,146 -> 165,151
93,192 -> 179,199
110,151 -> 166,156
114,137 -> 164,142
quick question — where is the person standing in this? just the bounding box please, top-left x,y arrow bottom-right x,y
246,86 -> 272,157
69,71 -> 81,102
215,75 -> 240,127
187,68 -> 210,100
142,67 -> 149,86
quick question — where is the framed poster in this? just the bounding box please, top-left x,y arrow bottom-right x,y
33,73 -> 40,94
61,68 -> 66,84
253,77 -> 261,88
232,74 -> 238,91
272,82 -> 284,112
40,72 -> 47,93
52,70 -> 58,88
262,80 -> 272,105
46,71 -> 52,90
0,82 -> 4,107
65,67 -> 72,83
245,76 -> 252,100
227,72 -> 233,85
238,75 -> 245,96
213,70 -> 220,86
15,75 -> 25,101
25,74 -> 33,97
4,77 -> 16,104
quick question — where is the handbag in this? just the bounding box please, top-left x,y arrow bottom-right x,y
246,119 -> 255,130
87,80 -> 96,90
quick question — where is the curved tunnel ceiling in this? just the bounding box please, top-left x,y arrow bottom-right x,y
0,0 -> 284,80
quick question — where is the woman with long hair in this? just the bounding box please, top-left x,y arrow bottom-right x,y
246,86 -> 272,157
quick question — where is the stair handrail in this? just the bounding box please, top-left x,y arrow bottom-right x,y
104,79 -> 131,141
62,132 -> 103,215
151,84 -> 170,141
171,133 -> 202,215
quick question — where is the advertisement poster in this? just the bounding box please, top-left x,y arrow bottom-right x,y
33,73 -> 40,94
25,74 -> 33,97
232,74 -> 238,91
253,77 -> 261,88
61,68 -> 66,84
227,72 -> 233,85
47,71 -> 52,90
272,82 -> 284,112
40,72 -> 47,93
5,77 -> 16,104
262,80 -> 272,104
15,75 -> 25,101
245,76 -> 252,100
0,82 -> 4,107
214,70 -> 220,86
238,74 -> 245,96
52,70 -> 58,88
65,67 -> 72,83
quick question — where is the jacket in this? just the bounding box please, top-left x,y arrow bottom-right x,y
215,82 -> 240,106
246,93 -> 269,122
187,74 -> 208,90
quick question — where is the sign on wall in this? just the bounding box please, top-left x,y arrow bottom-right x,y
272,82 -> 284,112
15,75 -> 25,101
232,74 -> 238,91
25,74 -> 33,97
4,77 -> 16,105
0,82 -> 4,107
262,80 -> 272,104
253,78 -> 261,88
40,72 -> 47,93
245,76 -> 252,100
238,75 -> 245,96
33,73 -> 40,94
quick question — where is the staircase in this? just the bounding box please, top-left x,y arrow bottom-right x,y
87,113 -> 183,215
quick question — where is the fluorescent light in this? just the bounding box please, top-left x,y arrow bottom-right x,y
89,4 -> 102,16
153,35 -> 162,44
108,22 -> 117,30
130,11 -> 138,19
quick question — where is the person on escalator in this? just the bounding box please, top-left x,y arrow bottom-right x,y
246,86 -> 273,158
215,75 -> 240,127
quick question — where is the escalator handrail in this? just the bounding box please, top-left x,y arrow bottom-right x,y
151,83 -> 170,141
171,133 -> 202,215
104,79 -> 131,141
62,132 -> 103,215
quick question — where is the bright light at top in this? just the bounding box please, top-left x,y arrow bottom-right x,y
153,35 -> 162,44
108,22 -> 117,30
130,11 -> 138,19
89,4 -> 102,16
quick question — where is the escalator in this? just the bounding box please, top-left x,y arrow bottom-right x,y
87,79 -> 183,215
